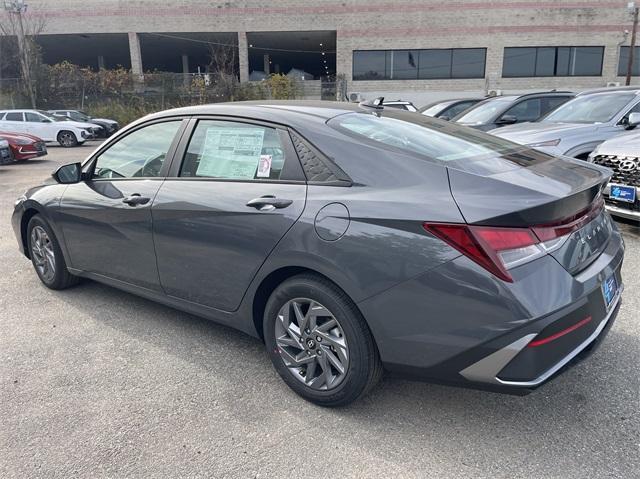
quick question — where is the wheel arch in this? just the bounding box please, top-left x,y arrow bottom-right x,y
20,206 -> 42,259
251,266 -> 359,341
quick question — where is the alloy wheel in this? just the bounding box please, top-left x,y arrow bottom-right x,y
30,225 -> 55,282
59,132 -> 75,147
274,298 -> 349,390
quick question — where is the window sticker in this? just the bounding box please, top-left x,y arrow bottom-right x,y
196,127 -> 265,179
256,154 -> 272,178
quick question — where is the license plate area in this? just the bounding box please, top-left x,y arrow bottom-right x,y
602,274 -> 618,309
609,184 -> 636,203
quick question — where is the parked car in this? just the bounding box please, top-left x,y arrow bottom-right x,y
0,110 -> 94,147
453,91 -> 574,131
0,138 -> 12,164
381,100 -> 418,112
49,110 -> 119,138
0,131 -> 47,161
12,101 -> 624,406
420,98 -> 483,121
588,130 -> 640,222
491,88 -> 640,159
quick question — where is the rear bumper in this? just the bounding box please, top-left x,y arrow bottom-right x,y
358,227 -> 625,393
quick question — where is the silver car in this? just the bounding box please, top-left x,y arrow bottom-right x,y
490,88 -> 640,160
588,131 -> 640,222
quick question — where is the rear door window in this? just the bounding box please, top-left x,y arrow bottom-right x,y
180,120 -> 288,181
5,112 -> 23,121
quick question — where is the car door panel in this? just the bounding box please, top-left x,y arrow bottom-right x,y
152,181 -> 306,310
151,118 -> 307,312
57,119 -> 186,290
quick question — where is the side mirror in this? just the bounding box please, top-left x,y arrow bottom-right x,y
52,162 -> 82,184
496,114 -> 518,125
626,112 -> 640,129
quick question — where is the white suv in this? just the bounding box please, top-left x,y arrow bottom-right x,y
0,110 -> 96,147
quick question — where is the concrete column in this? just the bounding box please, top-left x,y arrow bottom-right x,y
128,32 -> 144,87
182,54 -> 190,86
263,54 -> 270,75
238,31 -> 249,83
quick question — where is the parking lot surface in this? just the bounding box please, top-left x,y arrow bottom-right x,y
1,145 -> 639,478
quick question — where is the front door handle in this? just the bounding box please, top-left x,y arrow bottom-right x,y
246,195 -> 293,211
122,194 -> 151,206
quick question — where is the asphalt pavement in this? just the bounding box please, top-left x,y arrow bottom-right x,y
1,144 -> 639,478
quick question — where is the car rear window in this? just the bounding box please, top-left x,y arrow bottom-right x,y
328,111 -> 552,175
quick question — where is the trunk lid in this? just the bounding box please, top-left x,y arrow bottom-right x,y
448,153 -> 613,274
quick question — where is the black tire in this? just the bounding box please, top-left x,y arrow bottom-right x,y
57,130 -> 78,148
264,273 -> 383,407
27,215 -> 79,290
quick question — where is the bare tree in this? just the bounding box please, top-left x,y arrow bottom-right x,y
206,42 -> 239,101
0,6 -> 47,107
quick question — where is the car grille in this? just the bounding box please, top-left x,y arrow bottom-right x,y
592,154 -> 640,187
35,142 -> 46,152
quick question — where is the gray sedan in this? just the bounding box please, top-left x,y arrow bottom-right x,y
11,101 -> 624,406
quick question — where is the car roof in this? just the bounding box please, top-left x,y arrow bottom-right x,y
577,86 -> 640,96
146,101 -> 367,127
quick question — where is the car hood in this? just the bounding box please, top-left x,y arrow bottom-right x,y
92,118 -> 117,125
490,122 -> 597,144
592,130 -> 640,157
58,120 -> 101,129
0,131 -> 43,142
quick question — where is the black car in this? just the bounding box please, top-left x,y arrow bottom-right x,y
420,98 -> 483,121
453,92 -> 574,131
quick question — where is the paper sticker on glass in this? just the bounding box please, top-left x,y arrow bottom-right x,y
196,127 -> 265,179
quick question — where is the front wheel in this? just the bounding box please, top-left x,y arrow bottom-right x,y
264,274 -> 382,407
57,130 -> 78,147
27,215 -> 79,290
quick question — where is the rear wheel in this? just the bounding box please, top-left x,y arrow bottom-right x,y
57,130 -> 78,147
27,215 -> 79,290
264,274 -> 382,407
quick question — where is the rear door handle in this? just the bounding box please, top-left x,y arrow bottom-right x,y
122,194 -> 151,206
246,195 -> 293,211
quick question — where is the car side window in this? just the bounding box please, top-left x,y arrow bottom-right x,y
93,121 -> 182,179
501,98 -> 542,122
541,96 -> 571,115
5,112 -> 23,121
25,112 -> 45,122
180,120 -> 287,181
443,101 -> 475,119
620,101 -> 640,124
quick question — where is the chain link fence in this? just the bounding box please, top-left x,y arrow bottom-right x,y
0,65 -> 342,125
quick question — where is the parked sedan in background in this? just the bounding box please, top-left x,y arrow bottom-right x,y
0,110 -> 93,147
12,100 -> 624,406
453,91 -> 574,131
420,98 -> 482,121
49,110 -> 119,138
0,131 -> 47,161
492,88 -> 640,160
589,131 -> 640,222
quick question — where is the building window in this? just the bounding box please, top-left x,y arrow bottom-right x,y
618,46 -> 640,76
502,46 -> 603,77
352,48 -> 486,81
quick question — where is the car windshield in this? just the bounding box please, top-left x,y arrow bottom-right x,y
421,101 -> 452,116
454,97 -> 515,124
329,111 -> 549,174
37,110 -> 65,122
542,93 -> 636,123
72,111 -> 91,121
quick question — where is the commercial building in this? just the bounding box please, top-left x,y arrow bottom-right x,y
5,1 -> 638,104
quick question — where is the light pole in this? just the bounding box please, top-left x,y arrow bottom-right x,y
626,1 -> 639,86
3,0 -> 36,107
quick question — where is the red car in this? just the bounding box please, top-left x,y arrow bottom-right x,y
0,131 -> 47,160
